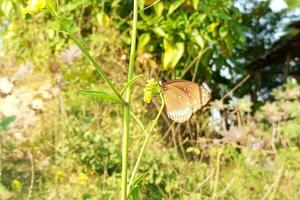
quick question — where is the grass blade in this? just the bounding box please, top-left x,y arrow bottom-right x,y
79,90 -> 123,104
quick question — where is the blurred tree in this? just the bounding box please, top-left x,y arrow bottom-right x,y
117,0 -> 300,106
1,0 -> 298,105
233,0 -> 300,104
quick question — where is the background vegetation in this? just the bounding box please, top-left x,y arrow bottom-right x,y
0,0 -> 300,199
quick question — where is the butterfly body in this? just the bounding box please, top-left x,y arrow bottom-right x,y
159,78 -> 211,123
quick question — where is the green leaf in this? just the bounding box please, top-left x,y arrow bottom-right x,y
172,42 -> 184,67
152,27 -> 166,37
128,172 -> 149,200
96,12 -> 110,27
0,115 -> 16,130
178,31 -> 186,40
163,39 -> 174,70
58,16 -> 77,34
1,0 -> 13,18
128,186 -> 139,200
154,2 -> 164,16
121,75 -> 144,96
168,0 -> 184,15
139,12 -> 161,24
192,0 -> 199,10
132,172 -> 149,187
192,30 -> 204,49
79,90 -> 123,104
61,0 -> 89,11
121,32 -> 131,45
138,0 -> 144,10
163,39 -> 184,70
281,119 -> 300,140
186,147 -> 200,155
219,26 -> 229,38
137,33 -> 151,55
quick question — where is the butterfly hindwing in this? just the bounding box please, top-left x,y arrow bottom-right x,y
186,83 -> 210,112
164,85 -> 193,123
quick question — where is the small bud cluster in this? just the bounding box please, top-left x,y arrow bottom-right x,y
143,79 -> 161,103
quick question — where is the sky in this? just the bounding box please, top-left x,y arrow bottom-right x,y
270,0 -> 288,12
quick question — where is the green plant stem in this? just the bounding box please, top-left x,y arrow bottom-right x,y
122,107 -> 130,200
212,147 -> 223,200
128,94 -> 165,193
121,0 -> 138,199
67,34 -> 125,104
49,5 -> 124,104
261,167 -> 284,200
0,134 -> 2,183
27,151 -> 34,200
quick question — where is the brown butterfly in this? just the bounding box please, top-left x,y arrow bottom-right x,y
159,78 -> 211,123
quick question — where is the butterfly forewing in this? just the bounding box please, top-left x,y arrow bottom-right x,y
164,85 -> 193,123
165,80 -> 211,113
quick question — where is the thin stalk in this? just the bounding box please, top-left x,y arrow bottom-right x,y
127,94 -> 165,192
48,5 -> 125,104
121,0 -> 138,199
192,47 -> 207,82
0,133 -> 2,183
220,75 -> 250,101
180,47 -> 209,79
261,167 -> 284,200
212,148 -> 223,200
191,170 -> 214,194
27,151 -> 34,200
68,34 -> 125,104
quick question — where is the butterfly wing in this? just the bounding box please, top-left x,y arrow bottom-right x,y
185,83 -> 210,113
166,80 -> 211,113
164,85 -> 193,123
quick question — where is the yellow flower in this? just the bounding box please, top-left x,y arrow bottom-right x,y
55,170 -> 64,183
143,79 -> 161,103
11,179 -> 22,192
23,0 -> 46,14
78,172 -> 88,184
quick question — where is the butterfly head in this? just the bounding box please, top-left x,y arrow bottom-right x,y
158,77 -> 167,88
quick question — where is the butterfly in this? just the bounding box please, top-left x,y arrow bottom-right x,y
159,78 -> 211,123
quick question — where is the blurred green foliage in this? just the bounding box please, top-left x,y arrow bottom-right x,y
0,116 -> 16,131
134,0 -> 245,73
0,0 -> 300,199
